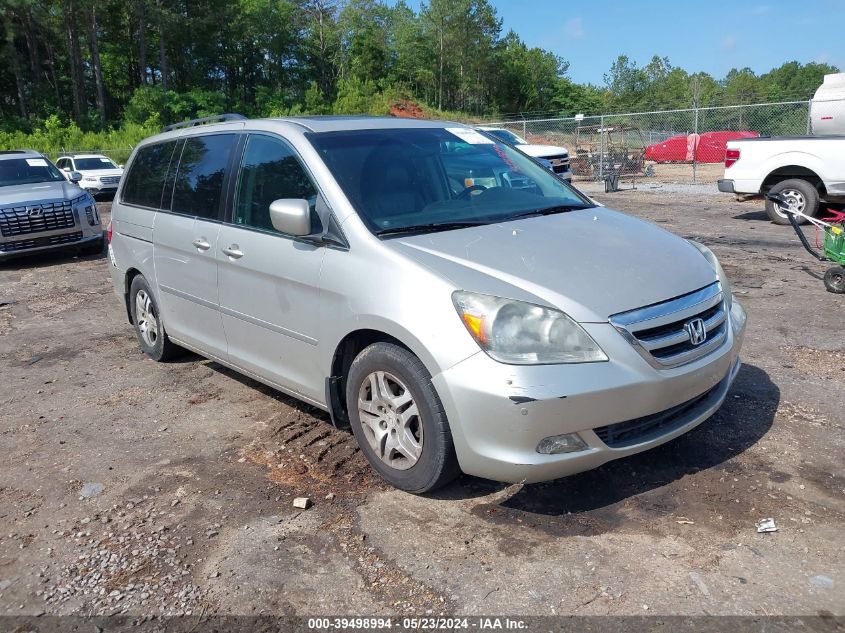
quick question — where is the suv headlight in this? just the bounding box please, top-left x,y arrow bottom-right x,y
689,241 -> 732,310
82,175 -> 98,182
452,291 -> 608,365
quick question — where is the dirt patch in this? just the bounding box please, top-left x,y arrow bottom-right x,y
244,410 -> 385,497
783,346 -> 845,383
389,99 -> 427,119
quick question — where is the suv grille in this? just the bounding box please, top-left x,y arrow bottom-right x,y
610,282 -> 728,369
0,199 -> 78,237
100,176 -> 120,185
594,382 -> 721,448
0,231 -> 83,252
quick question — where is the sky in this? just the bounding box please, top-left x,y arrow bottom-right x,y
395,0 -> 845,85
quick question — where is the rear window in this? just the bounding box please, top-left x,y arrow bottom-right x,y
170,134 -> 236,220
121,141 -> 177,208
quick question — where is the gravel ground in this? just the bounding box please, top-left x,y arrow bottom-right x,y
0,189 -> 843,619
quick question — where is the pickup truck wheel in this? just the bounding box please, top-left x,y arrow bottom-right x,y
129,276 -> 180,361
346,342 -> 460,493
765,179 -> 820,225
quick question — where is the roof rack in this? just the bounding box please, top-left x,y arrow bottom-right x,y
162,113 -> 247,133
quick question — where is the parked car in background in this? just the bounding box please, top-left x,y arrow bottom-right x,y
108,115 -> 745,494
56,153 -> 124,198
719,72 -> 845,224
0,150 -> 103,260
475,126 -> 572,180
718,136 -> 845,224
645,131 -> 760,163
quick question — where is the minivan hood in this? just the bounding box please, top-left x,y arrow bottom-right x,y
0,181 -> 85,206
387,207 -> 717,323
518,143 -> 569,158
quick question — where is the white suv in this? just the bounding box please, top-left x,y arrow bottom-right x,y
56,154 -> 124,198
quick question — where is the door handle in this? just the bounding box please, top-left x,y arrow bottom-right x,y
222,245 -> 243,259
192,238 -> 211,251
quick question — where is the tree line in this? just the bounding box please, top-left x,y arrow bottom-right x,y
0,0 -> 839,136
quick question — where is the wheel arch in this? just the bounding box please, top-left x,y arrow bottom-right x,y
761,166 -> 826,196
325,325 -> 441,430
122,267 -> 144,324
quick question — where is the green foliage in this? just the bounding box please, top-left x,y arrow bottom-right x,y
0,0 -> 838,151
0,114 -> 156,163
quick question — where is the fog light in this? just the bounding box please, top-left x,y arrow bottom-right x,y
536,433 -> 588,455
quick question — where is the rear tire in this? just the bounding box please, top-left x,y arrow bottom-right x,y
129,275 -> 179,361
824,267 -> 845,294
765,179 -> 820,225
345,342 -> 460,493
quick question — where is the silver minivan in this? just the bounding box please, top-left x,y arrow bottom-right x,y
108,115 -> 746,493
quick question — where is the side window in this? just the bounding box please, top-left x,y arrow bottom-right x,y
121,141 -> 177,208
171,134 -> 236,221
233,134 -> 318,233
57,158 -> 67,170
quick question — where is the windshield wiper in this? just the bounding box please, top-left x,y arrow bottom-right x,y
376,220 -> 487,237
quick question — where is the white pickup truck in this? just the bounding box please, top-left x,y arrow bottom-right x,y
717,136 -> 845,224
718,73 -> 845,225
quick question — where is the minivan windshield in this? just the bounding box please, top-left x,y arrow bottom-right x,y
309,127 -> 593,236
0,157 -> 66,187
74,157 -> 119,170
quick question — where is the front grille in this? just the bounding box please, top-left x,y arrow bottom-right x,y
610,282 -> 728,369
545,154 -> 570,174
1,231 -> 83,252
0,198 -> 80,237
594,382 -> 721,448
100,176 -> 120,186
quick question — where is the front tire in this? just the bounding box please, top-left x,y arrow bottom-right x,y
765,179 -> 820,225
129,276 -> 179,361
346,342 -> 460,493
824,267 -> 845,294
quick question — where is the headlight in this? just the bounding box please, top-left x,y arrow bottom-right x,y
82,176 -> 98,182
689,241 -> 732,310
452,291 -> 608,365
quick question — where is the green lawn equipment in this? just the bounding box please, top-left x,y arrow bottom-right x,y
767,192 -> 845,294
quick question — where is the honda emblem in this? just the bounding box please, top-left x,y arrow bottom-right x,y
684,318 -> 707,346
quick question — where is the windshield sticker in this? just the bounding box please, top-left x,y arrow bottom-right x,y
26,158 -> 48,167
100,158 -> 111,163
446,128 -> 494,145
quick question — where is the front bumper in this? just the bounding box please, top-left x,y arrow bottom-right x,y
432,298 -> 747,484
0,232 -> 102,261
717,179 -> 735,193
80,183 -> 118,196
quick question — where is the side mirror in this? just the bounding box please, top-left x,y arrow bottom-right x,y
269,198 -> 311,236
68,171 -> 83,183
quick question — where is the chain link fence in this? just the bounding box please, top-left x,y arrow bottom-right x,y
486,100 -> 828,186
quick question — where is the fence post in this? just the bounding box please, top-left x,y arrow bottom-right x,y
598,115 -> 604,181
692,107 -> 699,185
521,114 -> 527,139
806,99 -> 812,135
